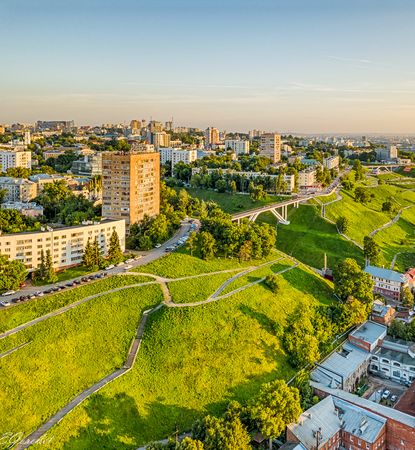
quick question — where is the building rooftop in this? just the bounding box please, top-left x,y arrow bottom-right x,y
0,177 -> 35,185
395,380 -> 415,417
287,395 -> 386,448
311,343 -> 370,389
373,346 -> 415,367
365,265 -> 405,283
349,321 -> 387,346
311,382 -> 415,429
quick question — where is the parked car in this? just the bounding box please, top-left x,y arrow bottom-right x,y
105,264 -> 115,271
382,390 -> 391,400
134,255 -> 143,260
117,261 -> 125,267
81,277 -> 89,282
155,243 -> 162,248
36,291 -> 44,297
125,258 -> 134,264
1,300 -> 11,307
2,290 -> 16,296
123,264 -> 133,271
390,394 -> 398,402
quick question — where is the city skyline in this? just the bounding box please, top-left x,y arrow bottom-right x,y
2,0 -> 415,133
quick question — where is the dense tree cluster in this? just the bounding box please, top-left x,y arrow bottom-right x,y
35,180 -> 100,225
45,150 -> 79,173
363,235 -> 381,265
0,255 -> 27,292
33,249 -> 57,283
389,319 -> 415,341
197,204 -> 276,260
0,209 -> 41,233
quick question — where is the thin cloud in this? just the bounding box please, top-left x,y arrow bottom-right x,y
327,56 -> 373,64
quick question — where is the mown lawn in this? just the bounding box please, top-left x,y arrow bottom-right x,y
276,205 -> 364,268
168,271 -> 242,303
0,275 -> 153,333
182,187 -> 285,214
325,185 -> 415,245
31,258 -> 333,450
0,284 -> 163,441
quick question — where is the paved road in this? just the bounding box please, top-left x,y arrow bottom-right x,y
0,220 -> 195,309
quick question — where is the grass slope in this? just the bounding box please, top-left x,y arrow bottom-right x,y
325,185 -> 415,245
182,187 -> 284,214
0,275 -> 152,333
0,284 -> 163,440
277,205 -> 364,268
31,256 -> 333,449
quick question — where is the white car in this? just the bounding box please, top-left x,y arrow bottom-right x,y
105,264 -> 115,271
116,261 -> 125,267
123,264 -> 133,270
155,244 -> 162,248
382,390 -> 390,400
134,255 -> 143,260
2,290 -> 16,296
1,300 -> 11,306
125,258 -> 134,264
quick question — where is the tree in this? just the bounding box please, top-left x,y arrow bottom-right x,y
45,249 -> 57,283
402,286 -> 414,309
178,437 -> 205,450
336,216 -> 349,234
0,254 -> 27,292
198,232 -> 216,260
354,187 -> 371,204
363,235 -> 381,265
34,250 -> 47,282
283,302 -> 320,367
0,188 -> 8,204
250,185 -> 266,202
264,274 -> 279,293
382,200 -> 393,212
107,230 -> 123,264
250,380 -> 302,450
186,231 -> 197,256
353,160 -> 365,181
238,240 -> 252,262
340,296 -> 369,328
333,258 -> 374,304
82,238 -> 96,269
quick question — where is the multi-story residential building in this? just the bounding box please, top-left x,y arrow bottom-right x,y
0,148 -> 32,172
0,125 -> 5,134
152,131 -> 171,149
102,148 -> 160,227
36,120 -> 75,132
204,127 -> 220,148
71,154 -> 102,177
29,173 -> 67,193
224,139 -> 250,155
298,168 -> 317,189
0,219 -> 125,271
248,129 -> 264,139
364,265 -> 407,301
43,149 -> 67,160
171,149 -> 197,171
323,155 -> 340,170
158,147 -> 174,165
130,119 -> 141,130
259,133 -> 281,163
0,177 -> 37,202
370,302 -> 396,326
375,145 -> 398,161
149,120 -> 163,133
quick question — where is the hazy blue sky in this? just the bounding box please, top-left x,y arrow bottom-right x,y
1,0 -> 415,133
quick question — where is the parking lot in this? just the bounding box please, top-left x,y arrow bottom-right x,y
364,375 -> 408,406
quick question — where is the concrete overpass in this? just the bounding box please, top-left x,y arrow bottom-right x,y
231,196 -> 310,225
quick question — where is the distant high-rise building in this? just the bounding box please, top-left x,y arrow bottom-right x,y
204,127 -> 220,148
0,125 -> 5,134
23,131 -> 31,146
130,119 -> 141,130
149,121 -> 163,133
152,131 -> 171,149
165,120 -> 173,131
102,147 -> 160,227
259,133 -> 281,163
36,120 -> 75,132
249,129 -> 265,140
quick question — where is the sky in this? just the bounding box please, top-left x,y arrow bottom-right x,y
1,0 -> 415,133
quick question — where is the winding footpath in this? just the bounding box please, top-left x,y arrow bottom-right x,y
10,256 -> 297,449
369,205 -> 414,237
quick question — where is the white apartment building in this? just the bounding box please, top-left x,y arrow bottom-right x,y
375,145 -> 398,161
152,131 -> 170,149
171,149 -> 197,172
298,168 -> 316,188
0,177 -> 37,202
158,147 -> 174,165
259,133 -> 281,163
371,344 -> 415,385
224,139 -> 250,155
283,174 -> 296,192
323,155 -> 340,170
0,219 -> 125,271
0,148 -> 32,172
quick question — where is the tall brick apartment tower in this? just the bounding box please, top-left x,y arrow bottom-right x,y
102,146 -> 160,228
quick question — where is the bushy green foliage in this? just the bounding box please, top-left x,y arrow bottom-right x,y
0,254 -> 27,293
333,258 -> 373,304
0,209 -> 40,233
